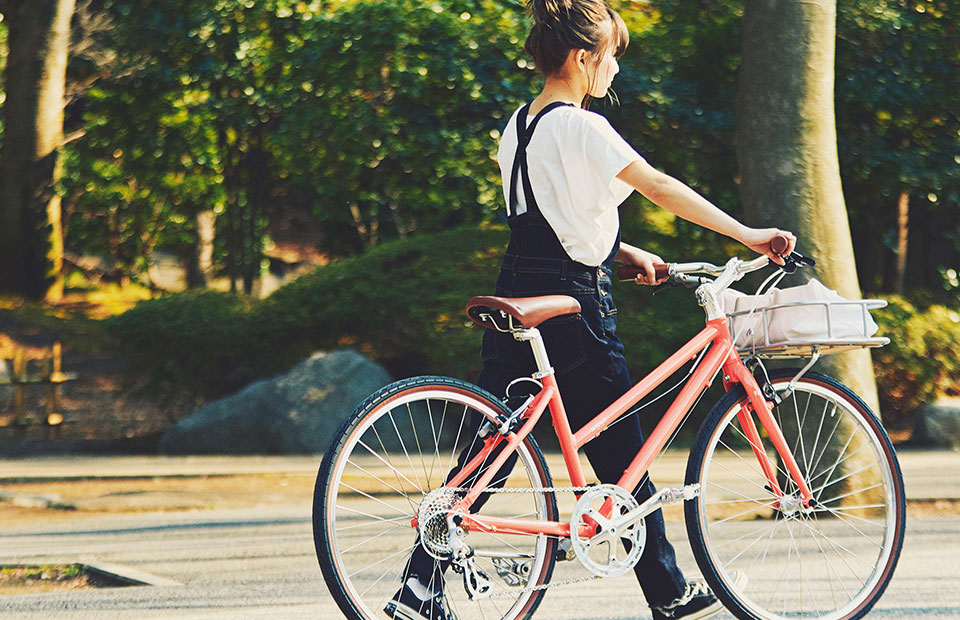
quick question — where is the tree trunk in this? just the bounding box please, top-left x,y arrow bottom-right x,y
737,0 -> 882,417
0,0 -> 75,301
895,190 -> 909,295
186,209 -> 216,288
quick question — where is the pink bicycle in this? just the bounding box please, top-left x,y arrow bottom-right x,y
314,238 -> 905,620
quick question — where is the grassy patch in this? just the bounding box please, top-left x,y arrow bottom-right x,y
0,564 -> 131,595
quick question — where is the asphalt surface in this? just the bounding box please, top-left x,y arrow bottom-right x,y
0,449 -> 958,619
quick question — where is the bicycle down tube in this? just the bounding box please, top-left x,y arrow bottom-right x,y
448,315 -> 816,538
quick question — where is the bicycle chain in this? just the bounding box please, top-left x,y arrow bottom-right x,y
445,483 -> 606,598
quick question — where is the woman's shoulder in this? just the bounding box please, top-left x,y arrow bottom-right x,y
547,106 -> 622,141
553,105 -> 614,125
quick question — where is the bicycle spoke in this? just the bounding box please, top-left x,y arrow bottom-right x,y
341,521 -> 407,554
336,504 -> 413,526
812,507 -> 886,549
809,458 -> 882,499
806,394 -> 829,479
337,516 -> 411,533
797,515 -> 876,575
789,390 -> 810,483
807,402 -> 843,478
807,440 -> 872,489
815,504 -> 889,527
708,496 -> 781,528
403,404 -> 431,491
349,542 -> 420,580
446,402 -> 470,481
718,518 -> 784,564
339,482 -> 414,518
818,482 -> 885,507
386,409 -> 425,494
427,398 -> 446,485
752,507 -> 783,590
728,421 -> 793,483
708,451 -> 778,496
346,458 -> 418,514
358,438 -> 424,495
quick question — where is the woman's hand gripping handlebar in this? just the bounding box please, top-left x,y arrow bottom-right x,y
616,234 -> 805,283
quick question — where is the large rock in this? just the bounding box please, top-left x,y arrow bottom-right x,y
913,398 -> 960,450
159,349 -> 392,454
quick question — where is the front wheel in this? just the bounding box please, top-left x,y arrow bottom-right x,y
685,369 -> 905,620
314,376 -> 559,620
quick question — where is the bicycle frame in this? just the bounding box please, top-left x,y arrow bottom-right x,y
444,315 -> 816,540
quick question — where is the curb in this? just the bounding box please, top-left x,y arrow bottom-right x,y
82,562 -> 182,587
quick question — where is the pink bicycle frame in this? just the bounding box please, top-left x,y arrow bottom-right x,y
445,316 -> 815,538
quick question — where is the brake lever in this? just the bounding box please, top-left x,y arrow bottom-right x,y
651,281 -> 682,295
779,251 -> 815,274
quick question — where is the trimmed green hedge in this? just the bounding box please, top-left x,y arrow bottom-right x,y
107,224 -> 718,405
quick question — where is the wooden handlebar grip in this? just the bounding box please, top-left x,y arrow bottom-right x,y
770,235 -> 790,256
616,263 -> 670,282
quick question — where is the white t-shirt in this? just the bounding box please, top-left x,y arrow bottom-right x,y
497,105 -> 643,266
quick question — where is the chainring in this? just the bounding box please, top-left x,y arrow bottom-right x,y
569,484 -> 646,577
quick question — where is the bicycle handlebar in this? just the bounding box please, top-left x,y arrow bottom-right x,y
616,234 -> 793,282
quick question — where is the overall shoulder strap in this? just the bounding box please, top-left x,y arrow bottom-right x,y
507,102 -> 573,218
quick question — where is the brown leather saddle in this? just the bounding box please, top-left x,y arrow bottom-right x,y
466,295 -> 581,331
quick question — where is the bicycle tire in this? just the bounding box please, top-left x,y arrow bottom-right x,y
314,375 -> 559,620
685,369 -> 905,620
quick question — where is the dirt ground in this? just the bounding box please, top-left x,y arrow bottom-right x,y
0,473 -> 316,530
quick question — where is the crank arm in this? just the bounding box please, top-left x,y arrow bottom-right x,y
603,484 -> 700,535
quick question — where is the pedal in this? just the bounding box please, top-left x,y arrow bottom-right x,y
492,556 -> 532,587
555,538 -> 576,562
659,484 -> 700,504
461,557 -> 494,600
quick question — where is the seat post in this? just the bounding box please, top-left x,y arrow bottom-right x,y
513,328 -> 554,378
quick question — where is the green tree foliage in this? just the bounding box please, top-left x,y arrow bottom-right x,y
44,0 -> 958,297
60,0 -> 535,287
836,0 -> 960,293
276,0 -> 536,251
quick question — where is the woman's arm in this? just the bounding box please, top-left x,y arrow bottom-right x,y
616,159 -> 795,263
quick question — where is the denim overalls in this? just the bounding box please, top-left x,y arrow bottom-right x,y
406,103 -> 686,606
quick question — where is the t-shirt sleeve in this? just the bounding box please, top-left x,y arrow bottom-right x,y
553,110 -> 643,216
576,112 -> 643,183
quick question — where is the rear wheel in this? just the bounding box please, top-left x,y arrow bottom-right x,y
314,376 -> 559,620
685,369 -> 905,620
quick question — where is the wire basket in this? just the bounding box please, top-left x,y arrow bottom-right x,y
726,299 -> 890,359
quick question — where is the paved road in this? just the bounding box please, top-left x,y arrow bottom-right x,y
1,450 -> 959,619
0,505 -> 958,619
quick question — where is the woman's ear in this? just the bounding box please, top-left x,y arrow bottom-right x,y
576,48 -> 587,71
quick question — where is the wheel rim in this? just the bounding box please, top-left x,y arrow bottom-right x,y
324,387 -> 553,620
697,379 -> 900,620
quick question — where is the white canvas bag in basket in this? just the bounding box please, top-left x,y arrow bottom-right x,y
721,278 -> 879,350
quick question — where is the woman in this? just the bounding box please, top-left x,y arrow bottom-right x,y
388,1 -> 796,619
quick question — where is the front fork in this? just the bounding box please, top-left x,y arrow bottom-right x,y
722,355 -> 817,508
